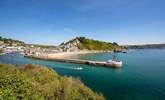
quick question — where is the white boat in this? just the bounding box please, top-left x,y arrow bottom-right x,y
105,54 -> 123,68
107,60 -> 123,67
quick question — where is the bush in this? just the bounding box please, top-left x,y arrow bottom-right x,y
0,64 -> 105,100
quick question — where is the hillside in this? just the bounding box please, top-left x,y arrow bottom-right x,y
0,63 -> 104,100
0,36 -> 124,52
0,36 -> 25,46
126,44 -> 165,49
60,37 -> 122,52
0,36 -> 56,49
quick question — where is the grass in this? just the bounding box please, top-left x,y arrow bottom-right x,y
0,63 -> 105,100
62,37 -> 123,51
78,38 -> 120,50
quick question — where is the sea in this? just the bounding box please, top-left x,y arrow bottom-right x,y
0,49 -> 165,100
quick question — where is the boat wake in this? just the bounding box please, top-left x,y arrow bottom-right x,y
73,67 -> 83,70
54,66 -> 83,70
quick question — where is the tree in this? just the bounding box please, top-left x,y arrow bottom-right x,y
113,42 -> 118,46
78,37 -> 86,43
0,36 -> 2,41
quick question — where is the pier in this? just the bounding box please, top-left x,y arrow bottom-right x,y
25,55 -> 122,68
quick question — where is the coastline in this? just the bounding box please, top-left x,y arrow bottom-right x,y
0,52 -> 7,56
25,50 -> 123,68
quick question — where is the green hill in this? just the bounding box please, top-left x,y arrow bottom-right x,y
60,37 -> 123,51
77,37 -> 121,50
0,36 -> 25,46
0,63 -> 104,100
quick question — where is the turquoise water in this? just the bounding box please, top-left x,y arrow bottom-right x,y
0,49 -> 165,100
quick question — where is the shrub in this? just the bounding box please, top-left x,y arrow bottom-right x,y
0,64 -> 105,100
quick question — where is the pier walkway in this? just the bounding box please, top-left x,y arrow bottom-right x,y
25,55 -> 122,68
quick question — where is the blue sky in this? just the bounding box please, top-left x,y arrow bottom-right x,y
0,0 -> 165,45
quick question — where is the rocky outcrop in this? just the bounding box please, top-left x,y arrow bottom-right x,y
59,38 -> 81,52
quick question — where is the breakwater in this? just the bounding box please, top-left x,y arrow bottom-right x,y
24,55 -> 122,68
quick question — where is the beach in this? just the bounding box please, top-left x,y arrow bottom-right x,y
32,50 -> 112,59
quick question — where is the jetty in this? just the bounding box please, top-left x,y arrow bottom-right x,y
25,55 -> 123,68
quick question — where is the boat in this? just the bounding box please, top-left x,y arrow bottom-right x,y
106,60 -> 122,67
106,54 -> 123,68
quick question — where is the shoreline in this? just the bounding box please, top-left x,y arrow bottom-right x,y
0,52 -> 8,56
25,50 -> 122,68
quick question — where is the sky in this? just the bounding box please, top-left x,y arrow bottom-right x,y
0,0 -> 165,45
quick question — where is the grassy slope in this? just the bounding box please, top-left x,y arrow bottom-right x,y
77,37 -> 122,50
0,63 -> 105,100
0,36 -> 25,45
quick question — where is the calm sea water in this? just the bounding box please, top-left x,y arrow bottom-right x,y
0,49 -> 165,100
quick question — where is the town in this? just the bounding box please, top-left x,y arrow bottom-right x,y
0,36 -> 124,56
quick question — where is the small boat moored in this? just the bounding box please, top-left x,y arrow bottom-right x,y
106,54 -> 123,68
106,60 -> 122,68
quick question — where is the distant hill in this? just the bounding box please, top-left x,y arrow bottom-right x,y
0,36 -> 25,46
126,44 -> 165,49
0,36 -> 56,48
59,37 -> 123,51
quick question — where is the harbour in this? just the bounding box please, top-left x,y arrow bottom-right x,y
24,54 -> 123,68
1,49 -> 165,100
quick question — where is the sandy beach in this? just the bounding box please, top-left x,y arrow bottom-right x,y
34,50 -> 112,59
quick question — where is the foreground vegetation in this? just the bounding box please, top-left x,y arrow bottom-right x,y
0,63 -> 104,100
